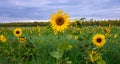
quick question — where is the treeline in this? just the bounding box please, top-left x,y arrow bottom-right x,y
73,19 -> 120,26
0,22 -> 50,27
81,19 -> 120,26
0,19 -> 120,27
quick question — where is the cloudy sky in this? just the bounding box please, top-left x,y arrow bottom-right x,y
0,0 -> 120,22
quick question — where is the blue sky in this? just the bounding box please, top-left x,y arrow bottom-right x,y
0,0 -> 120,22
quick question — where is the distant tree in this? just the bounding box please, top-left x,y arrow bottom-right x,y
80,17 -> 86,21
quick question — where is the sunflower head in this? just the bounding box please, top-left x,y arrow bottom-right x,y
92,34 -> 106,47
19,37 -> 26,43
0,35 -> 7,43
50,10 -> 70,33
105,33 -> 111,37
36,26 -> 41,32
89,50 -> 101,63
75,36 -> 78,40
114,34 -> 118,38
89,50 -> 96,63
13,28 -> 22,37
104,28 -> 110,33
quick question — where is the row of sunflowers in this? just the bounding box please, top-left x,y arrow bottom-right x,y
0,10 -> 120,64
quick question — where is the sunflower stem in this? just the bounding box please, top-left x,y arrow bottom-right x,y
56,32 -> 60,64
56,32 -> 60,50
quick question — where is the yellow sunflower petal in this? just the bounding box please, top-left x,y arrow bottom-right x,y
58,10 -> 63,16
63,13 -> 70,18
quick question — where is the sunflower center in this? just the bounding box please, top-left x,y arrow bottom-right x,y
56,17 -> 64,25
97,38 -> 102,43
16,31 -> 20,34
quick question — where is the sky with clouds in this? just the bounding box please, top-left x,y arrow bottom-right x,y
0,0 -> 120,22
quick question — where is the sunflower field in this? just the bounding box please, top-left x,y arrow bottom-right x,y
0,10 -> 120,64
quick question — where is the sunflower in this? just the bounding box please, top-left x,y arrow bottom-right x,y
89,50 -> 97,63
74,19 -> 78,26
75,36 -> 78,40
89,50 -> 101,63
114,34 -> 118,38
110,39 -> 114,43
104,28 -> 110,33
0,35 -> 7,43
19,37 -> 26,43
30,29 -> 33,34
105,33 -> 111,37
36,26 -> 41,32
50,10 -> 70,33
13,28 -> 22,37
92,34 -> 106,47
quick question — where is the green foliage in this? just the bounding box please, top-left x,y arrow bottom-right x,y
0,25 -> 120,64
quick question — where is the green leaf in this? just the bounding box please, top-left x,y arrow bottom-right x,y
50,49 -> 64,59
97,60 -> 106,64
66,61 -> 72,64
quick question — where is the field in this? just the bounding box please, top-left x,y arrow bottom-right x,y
0,24 -> 120,64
